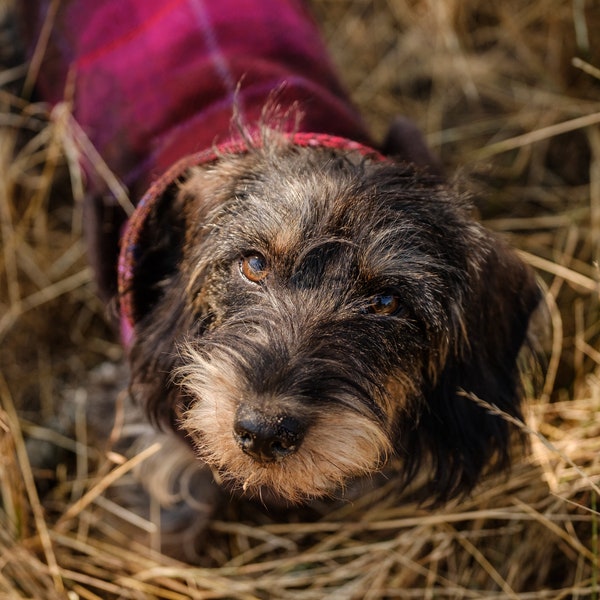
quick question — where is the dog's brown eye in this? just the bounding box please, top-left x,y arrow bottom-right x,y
240,254 -> 269,283
365,293 -> 402,316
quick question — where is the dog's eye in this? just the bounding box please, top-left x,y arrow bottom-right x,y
240,254 -> 269,283
364,293 -> 403,316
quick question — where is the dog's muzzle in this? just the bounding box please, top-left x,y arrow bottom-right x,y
233,406 -> 305,464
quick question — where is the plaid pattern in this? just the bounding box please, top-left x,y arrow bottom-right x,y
21,0 -> 374,302
24,0 -> 373,193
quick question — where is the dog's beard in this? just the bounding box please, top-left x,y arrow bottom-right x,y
177,343 -> 393,504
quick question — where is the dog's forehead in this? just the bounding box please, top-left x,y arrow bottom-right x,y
219,151 -> 387,244
219,150 -> 468,261
184,146 -> 480,299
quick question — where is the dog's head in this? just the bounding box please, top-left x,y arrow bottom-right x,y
122,131 -> 541,504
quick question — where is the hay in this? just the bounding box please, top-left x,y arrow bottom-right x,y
1,0 -> 599,597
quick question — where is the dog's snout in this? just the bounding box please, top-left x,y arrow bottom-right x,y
233,408 -> 304,463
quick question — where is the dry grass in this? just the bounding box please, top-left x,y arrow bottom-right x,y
1,0 -> 599,598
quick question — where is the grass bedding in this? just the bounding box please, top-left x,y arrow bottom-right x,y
1,0 -> 599,597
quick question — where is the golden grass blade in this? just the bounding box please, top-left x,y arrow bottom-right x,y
0,374 -> 64,593
572,57 -> 600,81
470,112 -> 600,161
21,0 -> 59,98
517,250 -> 599,294
55,442 -> 162,531
0,267 -> 93,341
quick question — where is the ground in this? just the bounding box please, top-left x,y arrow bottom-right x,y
1,0 -> 599,598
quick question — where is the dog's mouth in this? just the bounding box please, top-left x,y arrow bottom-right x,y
189,407 -> 390,503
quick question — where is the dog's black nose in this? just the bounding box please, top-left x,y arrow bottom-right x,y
233,409 -> 304,463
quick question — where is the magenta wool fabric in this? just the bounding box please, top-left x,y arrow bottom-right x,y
20,0 -> 374,300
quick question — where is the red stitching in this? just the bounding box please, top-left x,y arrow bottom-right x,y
76,0 -> 185,70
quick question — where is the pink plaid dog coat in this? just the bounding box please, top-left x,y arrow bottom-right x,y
21,0 -> 376,307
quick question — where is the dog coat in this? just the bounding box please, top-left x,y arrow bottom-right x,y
21,0 -> 377,316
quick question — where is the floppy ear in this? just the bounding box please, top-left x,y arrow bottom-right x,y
124,169 -> 228,428
129,185 -> 187,321
407,234 -> 542,501
124,181 -> 191,427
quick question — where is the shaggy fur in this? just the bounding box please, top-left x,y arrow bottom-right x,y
124,132 -> 541,506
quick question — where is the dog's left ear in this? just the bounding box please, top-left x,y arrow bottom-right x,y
123,180 -> 191,425
382,116 -> 443,177
408,232 -> 542,502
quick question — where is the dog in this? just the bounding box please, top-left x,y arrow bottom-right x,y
20,0 -> 541,550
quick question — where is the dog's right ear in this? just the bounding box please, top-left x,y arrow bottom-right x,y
406,232 -> 542,503
382,116 -> 443,178
124,169 -> 215,428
